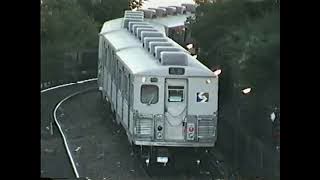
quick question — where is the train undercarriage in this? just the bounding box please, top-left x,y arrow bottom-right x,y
131,144 -> 211,170
101,92 -> 214,172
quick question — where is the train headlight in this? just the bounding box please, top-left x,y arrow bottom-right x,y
157,132 -> 163,139
155,115 -> 164,140
142,77 -> 146,83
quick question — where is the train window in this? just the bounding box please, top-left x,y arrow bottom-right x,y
110,51 -> 113,75
168,86 -> 184,102
124,74 -> 129,100
141,85 -> 159,105
104,49 -> 109,68
110,54 -> 114,79
129,81 -> 134,107
114,58 -> 118,83
120,71 -> 123,92
107,49 -> 111,72
118,66 -> 122,89
168,90 -> 184,102
122,71 -> 127,98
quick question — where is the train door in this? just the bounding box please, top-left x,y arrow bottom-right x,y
107,49 -> 113,100
164,78 -> 187,141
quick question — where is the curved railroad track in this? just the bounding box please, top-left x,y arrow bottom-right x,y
41,79 -> 98,178
41,79 -> 220,179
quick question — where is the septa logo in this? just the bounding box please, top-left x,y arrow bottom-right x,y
196,92 -> 209,102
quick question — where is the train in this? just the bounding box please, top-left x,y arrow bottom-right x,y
97,4 -> 219,168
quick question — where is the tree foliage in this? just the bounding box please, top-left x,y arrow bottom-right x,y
41,0 -> 99,82
78,0 -> 129,29
41,0 -> 129,82
129,0 -> 143,10
189,0 -> 279,137
41,0 -> 98,54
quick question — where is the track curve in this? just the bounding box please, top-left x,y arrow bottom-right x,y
41,79 -> 97,178
41,79 -> 216,179
53,87 -> 97,178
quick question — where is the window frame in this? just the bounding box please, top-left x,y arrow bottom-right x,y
123,72 -> 129,100
129,75 -> 134,108
140,84 -> 159,105
117,63 -> 122,90
168,89 -> 184,102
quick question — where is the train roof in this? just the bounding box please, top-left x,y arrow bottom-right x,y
101,19 -> 187,52
99,7 -> 214,77
145,14 -> 191,28
116,47 -> 212,76
102,28 -> 141,51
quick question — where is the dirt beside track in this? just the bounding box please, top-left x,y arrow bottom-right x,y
56,90 -> 213,179
40,81 -> 97,178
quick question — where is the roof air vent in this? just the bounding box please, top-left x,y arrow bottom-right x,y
170,6 -> 186,14
149,8 -> 167,17
143,37 -> 168,50
159,7 -> 176,15
124,12 -> 144,20
132,24 -> 153,34
181,4 -> 196,13
138,9 -> 156,18
148,8 -> 157,11
160,52 -> 188,66
123,17 -> 143,29
128,22 -> 150,32
155,46 -> 182,60
124,10 -> 144,16
125,14 -> 144,19
125,10 -> 143,14
141,32 -> 164,43
150,42 -> 172,55
136,27 -> 157,40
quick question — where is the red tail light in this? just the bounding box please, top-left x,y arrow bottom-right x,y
188,127 -> 194,132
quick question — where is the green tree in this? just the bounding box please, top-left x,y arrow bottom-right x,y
41,0 -> 98,82
189,2 -> 279,176
129,0 -> 143,10
189,0 -> 279,137
78,0 -> 129,30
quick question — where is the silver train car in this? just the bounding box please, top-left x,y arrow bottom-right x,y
98,4 -> 219,167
